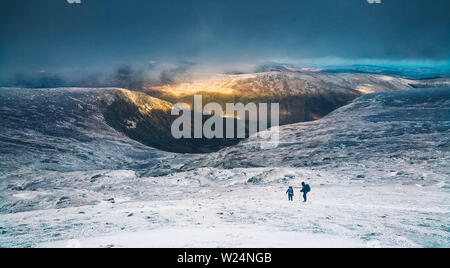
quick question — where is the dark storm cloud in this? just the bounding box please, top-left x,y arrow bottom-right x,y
0,0 -> 449,82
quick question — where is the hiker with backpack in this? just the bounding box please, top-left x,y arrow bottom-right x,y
286,186 -> 294,201
300,182 -> 311,202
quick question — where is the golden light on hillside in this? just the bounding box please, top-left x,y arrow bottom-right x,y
119,89 -> 173,113
152,74 -> 258,97
356,84 -> 376,94
153,81 -> 234,96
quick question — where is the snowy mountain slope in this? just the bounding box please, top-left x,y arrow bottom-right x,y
0,87 -> 181,174
0,87 -> 199,212
187,88 -> 450,186
150,71 -> 419,98
2,166 -> 448,248
0,87 -> 449,248
146,70 -> 449,125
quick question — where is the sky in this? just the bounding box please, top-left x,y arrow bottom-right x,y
0,0 -> 449,83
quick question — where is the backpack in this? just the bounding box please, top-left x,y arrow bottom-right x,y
304,184 -> 311,193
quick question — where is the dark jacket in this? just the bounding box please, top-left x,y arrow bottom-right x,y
286,187 -> 294,195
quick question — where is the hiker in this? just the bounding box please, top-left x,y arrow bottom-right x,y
286,186 -> 294,201
300,182 -> 311,202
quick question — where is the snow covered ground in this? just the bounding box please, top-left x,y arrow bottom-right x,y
0,167 -> 448,248
43,227 -> 365,248
0,87 -> 449,248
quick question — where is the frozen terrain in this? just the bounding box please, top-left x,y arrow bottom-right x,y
3,168 -> 449,248
0,86 -> 449,248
